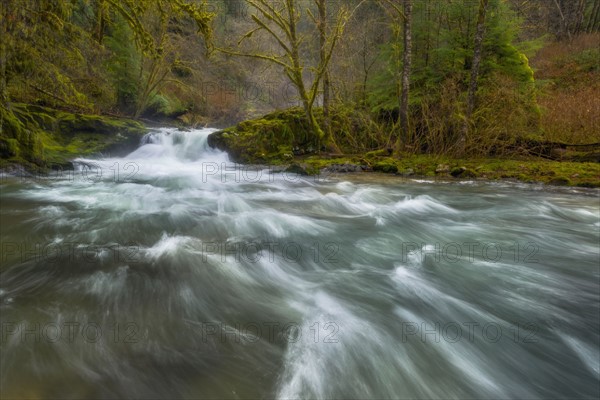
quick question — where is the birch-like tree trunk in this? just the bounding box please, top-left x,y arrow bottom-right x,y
461,0 -> 489,153
398,0 -> 412,149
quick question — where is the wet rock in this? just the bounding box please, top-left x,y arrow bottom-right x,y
451,166 -> 478,178
324,163 -> 364,173
450,166 -> 467,177
285,163 -> 309,176
268,165 -> 287,173
548,177 -> 571,186
436,164 -> 450,174
462,169 -> 477,178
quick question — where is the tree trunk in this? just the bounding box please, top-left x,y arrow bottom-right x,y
288,2 -> 320,142
587,0 -> 597,32
553,0 -> 572,40
398,0 -> 412,150
574,0 -> 586,34
0,0 -> 9,110
0,0 -> 14,131
317,0 -> 330,141
461,0 -> 489,153
94,0 -> 107,44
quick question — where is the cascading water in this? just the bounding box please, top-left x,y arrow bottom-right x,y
1,128 -> 599,399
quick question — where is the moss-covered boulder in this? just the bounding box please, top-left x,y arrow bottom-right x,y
372,159 -> 399,173
208,107 -> 318,164
1,103 -> 147,170
451,166 -> 478,178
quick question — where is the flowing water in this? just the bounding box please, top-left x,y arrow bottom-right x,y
1,128 -> 599,399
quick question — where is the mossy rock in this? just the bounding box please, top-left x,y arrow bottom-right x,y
57,113 -> 144,136
372,159 -> 399,173
208,107 -> 319,164
450,167 -> 466,177
285,163 -> 310,176
1,103 -> 147,170
451,166 -> 478,178
0,138 -> 20,158
547,177 -> 571,186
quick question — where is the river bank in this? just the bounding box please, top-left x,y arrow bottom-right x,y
0,103 -> 147,172
1,104 -> 598,188
206,109 -> 600,188
254,154 -> 599,188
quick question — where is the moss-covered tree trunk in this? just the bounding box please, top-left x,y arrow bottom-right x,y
317,0 -> 331,140
0,0 -> 8,115
397,0 -> 412,151
460,0 -> 489,154
223,0 -> 349,153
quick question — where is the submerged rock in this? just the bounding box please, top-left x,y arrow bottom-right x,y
323,163 -> 364,173
284,163 -> 310,176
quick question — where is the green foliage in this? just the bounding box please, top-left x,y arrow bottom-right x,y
1,0 -> 596,165
2,0 -> 93,111
367,0 -> 541,154
2,0 -> 214,118
572,48 -> 600,72
104,19 -> 141,114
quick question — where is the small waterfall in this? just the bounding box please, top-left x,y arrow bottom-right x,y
128,128 -> 223,162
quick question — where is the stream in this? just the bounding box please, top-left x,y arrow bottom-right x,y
1,128 -> 599,399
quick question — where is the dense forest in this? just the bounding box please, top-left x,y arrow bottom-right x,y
1,0 -> 599,175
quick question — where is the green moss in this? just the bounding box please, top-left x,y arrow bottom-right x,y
365,149 -> 391,158
302,156 -> 356,170
1,103 -> 147,171
450,166 -> 479,179
271,153 -> 599,187
1,105 -> 27,140
372,159 -> 399,173
6,139 -> 20,157
208,106 -> 599,188
208,107 -> 320,164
